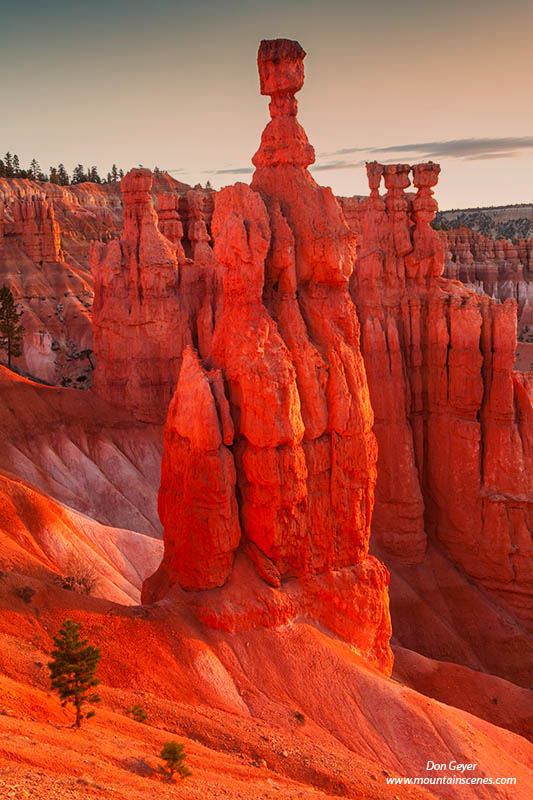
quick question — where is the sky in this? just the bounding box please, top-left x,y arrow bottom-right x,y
1,0 -> 532,209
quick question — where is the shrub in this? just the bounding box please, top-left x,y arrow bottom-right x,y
58,553 -> 99,595
127,704 -> 147,723
293,710 -> 305,725
160,740 -> 191,779
15,585 -> 35,603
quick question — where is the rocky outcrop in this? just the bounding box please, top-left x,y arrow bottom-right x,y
9,194 -> 62,263
0,185 -> 94,384
341,161 -> 533,630
142,39 -> 391,674
443,227 -> 533,327
91,173 -> 218,423
151,346 -> 240,592
92,171 -> 188,423
156,192 -> 187,261
0,174 -> 191,387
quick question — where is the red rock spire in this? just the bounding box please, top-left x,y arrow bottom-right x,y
252,39 -> 314,169
142,40 -> 393,676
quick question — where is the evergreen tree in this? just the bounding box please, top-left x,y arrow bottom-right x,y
15,155 -> 29,178
111,164 -> 119,182
48,618 -> 101,728
88,166 -> 101,184
119,169 -> 124,179
49,167 -> 59,185
0,286 -> 24,368
4,152 -> 13,178
160,741 -> 191,779
72,164 -> 87,184
29,158 -> 41,180
57,163 -> 70,185
0,160 -> 5,178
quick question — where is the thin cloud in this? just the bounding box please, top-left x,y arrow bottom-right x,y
465,152 -> 519,161
318,146 -> 367,157
311,159 -> 366,171
322,137 -> 533,161
213,166 -> 254,175
373,137 -> 533,159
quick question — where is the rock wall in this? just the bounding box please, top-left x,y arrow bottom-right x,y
90,172 -> 216,423
443,227 -> 533,327
0,174 -> 189,386
0,184 -> 95,384
341,163 -> 533,629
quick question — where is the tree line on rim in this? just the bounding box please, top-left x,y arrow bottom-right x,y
0,153 -> 132,185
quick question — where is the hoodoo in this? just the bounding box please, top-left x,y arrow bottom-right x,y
142,39 -> 392,674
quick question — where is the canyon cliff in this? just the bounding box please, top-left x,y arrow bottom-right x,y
340,163 -> 533,642
443,227 -> 533,327
0,173 -> 187,387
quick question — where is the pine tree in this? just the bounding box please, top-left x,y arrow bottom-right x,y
88,166 -> 101,184
57,163 -> 70,185
48,618 -> 101,728
0,160 -> 5,178
160,741 -> 191,780
0,286 -> 24,368
4,152 -> 13,178
72,164 -> 87,184
29,158 -> 41,180
12,154 -> 20,176
119,169 -> 124,179
49,167 -> 59,184
111,164 -> 119,182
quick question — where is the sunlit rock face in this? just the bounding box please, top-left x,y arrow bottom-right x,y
342,161 -> 533,631
0,184 -> 96,385
141,39 -> 392,675
442,226 -> 533,327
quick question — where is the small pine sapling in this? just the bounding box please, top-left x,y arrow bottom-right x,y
48,618 -> 101,728
160,740 -> 191,780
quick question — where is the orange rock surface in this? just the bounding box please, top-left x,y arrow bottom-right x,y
0,174 -> 189,387
340,160 -> 533,657
443,227 -> 533,326
142,40 -> 389,673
